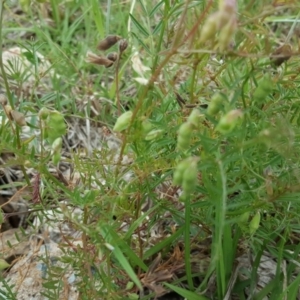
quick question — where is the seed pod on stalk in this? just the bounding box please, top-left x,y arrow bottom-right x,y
97,35 -> 121,51
113,111 -> 133,132
177,122 -> 193,151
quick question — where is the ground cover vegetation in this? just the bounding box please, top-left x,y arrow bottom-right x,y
0,0 -> 300,299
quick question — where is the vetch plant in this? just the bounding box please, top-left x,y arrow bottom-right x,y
42,110 -> 67,144
216,109 -> 243,134
253,74 -> 274,103
113,111 -> 133,132
1,0 -> 300,299
199,0 -> 237,51
177,109 -> 202,151
207,92 -> 226,116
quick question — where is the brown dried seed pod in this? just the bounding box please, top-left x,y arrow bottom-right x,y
97,35 -> 122,51
11,110 -> 26,126
4,105 -> 13,120
106,52 -> 118,62
270,44 -> 292,67
0,94 -> 7,105
119,39 -> 128,53
86,51 -> 114,68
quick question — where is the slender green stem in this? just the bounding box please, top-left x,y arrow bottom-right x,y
0,1 -> 30,186
184,194 -> 193,290
0,1 -> 14,108
115,54 -> 121,115
152,0 -> 169,72
216,157 -> 227,297
106,0 -> 111,34
189,56 -> 200,104
116,0 -> 213,166
50,0 -> 60,26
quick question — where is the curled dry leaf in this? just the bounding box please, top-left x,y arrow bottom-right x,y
131,51 -> 150,85
97,35 -> 122,51
86,51 -> 114,68
131,52 -> 150,77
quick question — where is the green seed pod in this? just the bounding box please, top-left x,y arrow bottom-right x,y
38,107 -> 50,120
179,191 -> 188,202
113,111 -> 133,132
177,122 -> 193,150
173,169 -> 184,186
188,109 -> 202,128
52,152 -> 61,166
216,109 -> 243,134
173,159 -> 191,186
178,122 -> 193,138
51,137 -> 63,152
219,0 -> 237,12
249,211 -> 261,235
199,13 -> 219,44
218,17 -> 236,51
238,211 -> 250,224
182,161 -> 198,194
207,93 -> 224,116
142,120 -> 153,134
237,211 -> 250,232
46,111 -> 67,143
144,129 -> 163,141
177,135 -> 190,151
253,74 -> 273,103
218,4 -> 236,28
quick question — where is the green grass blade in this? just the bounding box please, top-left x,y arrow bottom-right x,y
184,195 -> 193,290
284,273 -> 300,300
164,283 -> 209,300
112,245 -> 143,291
124,204 -> 159,240
143,226 -> 185,260
149,1 -> 164,17
129,14 -> 150,37
100,225 -> 143,290
90,0 -> 105,37
108,227 -> 148,271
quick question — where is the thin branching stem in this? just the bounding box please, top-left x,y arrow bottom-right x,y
0,1 -> 30,185
0,1 -> 14,108
116,0 -> 213,172
184,194 -> 193,290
